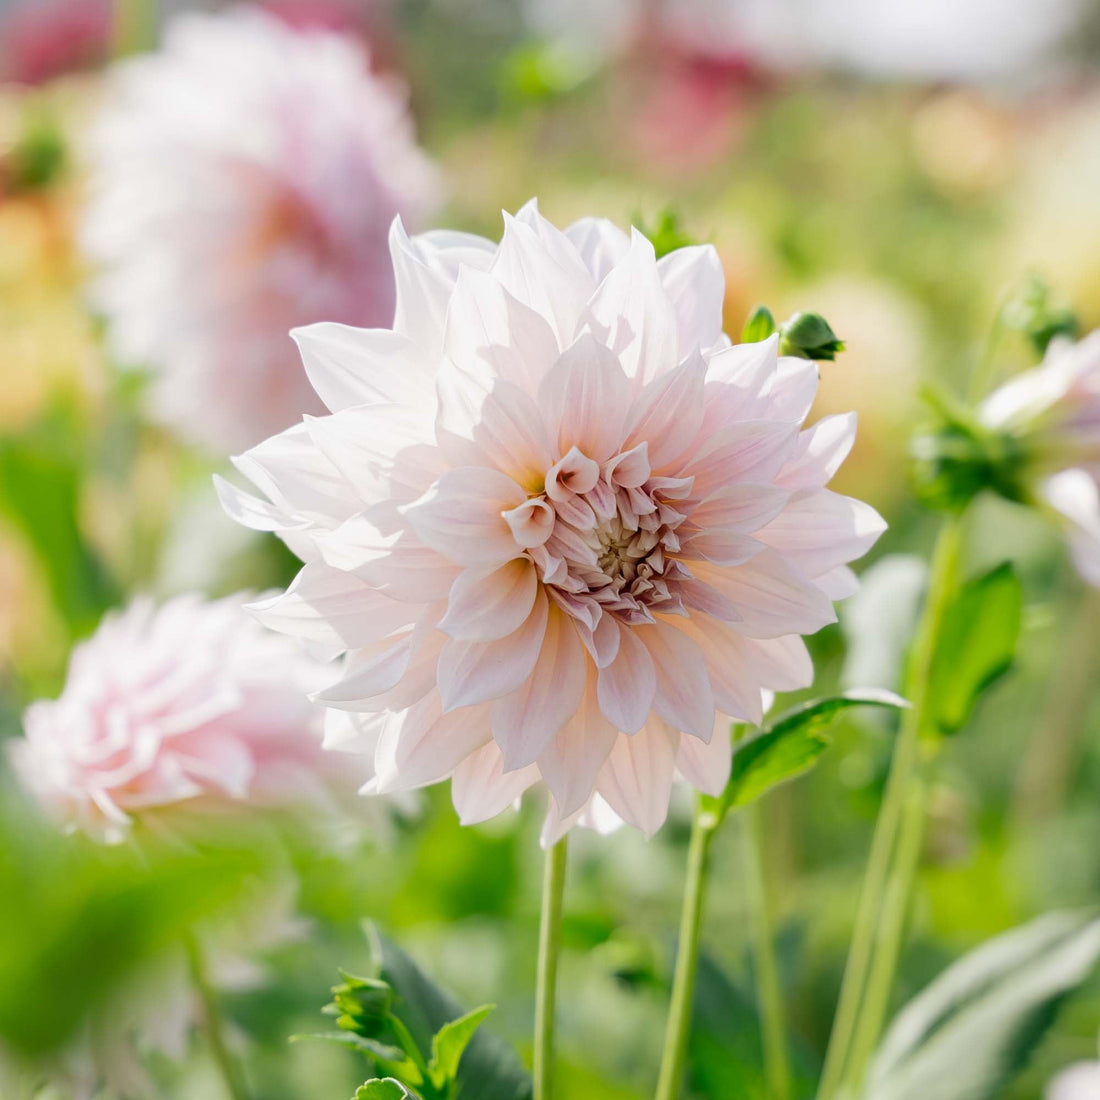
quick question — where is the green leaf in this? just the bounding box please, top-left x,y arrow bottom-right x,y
741,305 -> 777,343
372,931 -> 532,1100
289,1031 -> 409,1067
702,690 -> 908,823
428,1005 -> 496,1088
864,912 -> 1100,1100
354,1079 -> 418,1100
925,563 -> 1022,734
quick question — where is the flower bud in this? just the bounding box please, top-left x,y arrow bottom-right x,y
327,972 -> 394,1036
778,311 -> 845,361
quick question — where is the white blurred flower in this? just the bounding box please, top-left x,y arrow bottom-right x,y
1047,1035 -> 1100,1100
980,331 -> 1100,584
219,201 -> 884,843
10,593 -> 370,842
81,6 -> 441,452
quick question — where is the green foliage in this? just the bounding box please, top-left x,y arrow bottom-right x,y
700,690 -> 908,826
778,311 -> 846,361
635,209 -> 696,258
0,404 -> 118,638
299,929 -> 527,1100
0,794 -> 267,1060
354,1079 -> 418,1100
500,43 -> 591,105
5,110 -> 67,192
741,305 -> 777,343
925,563 -> 1022,735
1002,275 -> 1079,356
911,387 -> 1028,514
864,912 -> 1100,1100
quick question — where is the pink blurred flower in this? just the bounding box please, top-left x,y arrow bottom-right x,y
0,0 -> 110,86
980,331 -> 1100,585
80,6 -> 441,452
10,593 -> 344,842
218,201 -> 884,842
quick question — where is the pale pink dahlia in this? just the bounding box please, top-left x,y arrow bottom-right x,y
80,5 -> 440,452
218,201 -> 885,840
10,593 -> 341,842
980,331 -> 1100,585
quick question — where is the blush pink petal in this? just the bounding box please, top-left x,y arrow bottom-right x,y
491,604 -> 588,770
597,719 -> 680,837
402,467 -> 527,566
676,716 -> 734,797
596,626 -> 657,733
656,244 -> 726,356
637,621 -> 715,741
437,590 -> 549,711
439,558 -> 539,641
451,742 -> 539,826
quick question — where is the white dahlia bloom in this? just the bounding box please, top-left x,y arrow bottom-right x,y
980,331 -> 1100,585
218,201 -> 885,841
80,6 -> 440,452
10,593 -> 355,842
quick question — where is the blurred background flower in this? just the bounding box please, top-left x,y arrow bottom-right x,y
80,5 -> 441,452
3,0 -> 1100,1096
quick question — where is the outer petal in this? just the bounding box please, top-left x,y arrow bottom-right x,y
777,412 -> 858,491
565,216 -> 631,283
491,208 -> 593,346
657,244 -> 726,356
402,467 -> 528,567
537,332 -> 632,462
491,603 -> 587,770
247,563 -> 418,648
686,420 -> 800,495
443,265 -> 562,394
437,589 -> 549,710
450,741 -> 538,825
538,673 -> 617,817
390,217 -> 460,355
439,558 -> 538,641
586,229 -> 680,387
1044,468 -> 1100,585
292,323 -> 434,412
756,490 -> 886,579
622,351 -> 707,471
596,626 -> 657,733
597,719 -> 679,836
684,551 -> 837,638
636,620 -> 715,740
676,715 -> 734,796
373,694 -> 492,792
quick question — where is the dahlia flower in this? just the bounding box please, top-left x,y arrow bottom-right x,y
980,331 -> 1100,585
218,201 -> 884,840
80,6 -> 440,452
11,593 -> 349,842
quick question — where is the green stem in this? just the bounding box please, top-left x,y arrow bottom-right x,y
655,800 -> 718,1100
534,837 -> 568,1100
742,805 -> 793,1100
184,932 -> 250,1100
817,518 -> 962,1100
843,780 -> 929,1090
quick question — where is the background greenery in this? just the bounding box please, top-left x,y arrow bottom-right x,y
3,1 -> 1100,1096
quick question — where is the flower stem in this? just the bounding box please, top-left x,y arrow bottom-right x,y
741,805 -> 793,1100
817,517 -> 962,1100
534,836 -> 568,1100
655,799 -> 718,1100
184,932 -> 250,1100
843,780 -> 929,1089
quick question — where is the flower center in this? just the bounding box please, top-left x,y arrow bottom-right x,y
504,444 -> 696,629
